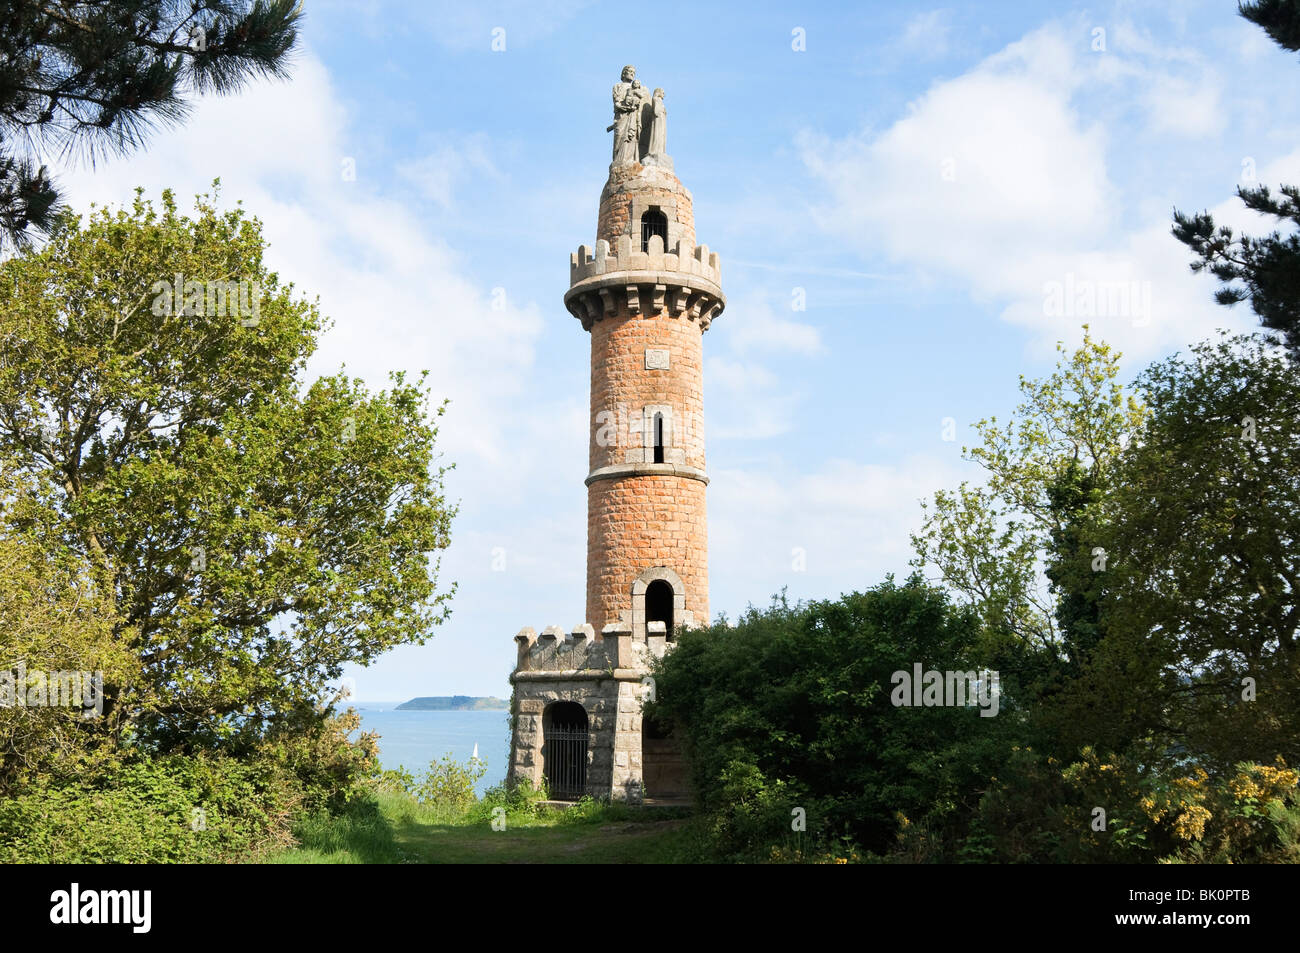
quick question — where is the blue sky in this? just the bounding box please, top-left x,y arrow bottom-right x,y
59,0 -> 1298,700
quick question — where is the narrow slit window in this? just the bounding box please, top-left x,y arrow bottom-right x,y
653,412 -> 665,464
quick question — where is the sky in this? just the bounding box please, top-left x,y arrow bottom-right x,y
56,0 -> 1299,701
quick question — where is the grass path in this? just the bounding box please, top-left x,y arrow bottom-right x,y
391,818 -> 691,864
267,792 -> 698,864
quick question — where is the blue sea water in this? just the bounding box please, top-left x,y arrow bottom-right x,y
352,703 -> 510,797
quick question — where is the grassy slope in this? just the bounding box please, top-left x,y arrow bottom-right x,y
267,792 -> 700,864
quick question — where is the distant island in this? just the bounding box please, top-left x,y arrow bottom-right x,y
395,695 -> 508,711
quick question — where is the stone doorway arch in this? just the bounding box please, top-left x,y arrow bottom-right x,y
542,701 -> 588,800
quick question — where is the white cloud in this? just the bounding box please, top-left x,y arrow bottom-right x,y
1234,17 -> 1280,63
706,357 -> 798,441
701,293 -> 824,443
1101,21 -> 1225,139
397,135 -> 502,208
708,454 -> 972,612
58,54 -> 557,487
1139,73 -> 1224,138
804,26 -> 1115,277
719,292 -> 824,357
803,20 -> 1254,362
899,9 -> 954,60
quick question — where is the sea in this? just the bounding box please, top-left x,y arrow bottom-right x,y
351,703 -> 511,797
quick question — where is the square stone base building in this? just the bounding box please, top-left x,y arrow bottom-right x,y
507,66 -> 725,802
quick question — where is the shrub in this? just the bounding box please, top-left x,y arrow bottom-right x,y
415,753 -> 487,808
258,706 -> 382,813
469,777 -> 549,825
967,748 -> 1300,864
649,578 -> 1028,859
0,753 -> 299,863
1161,760 -> 1300,864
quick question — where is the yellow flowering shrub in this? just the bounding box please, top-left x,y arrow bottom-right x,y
1135,768 -> 1211,842
1161,759 -> 1300,864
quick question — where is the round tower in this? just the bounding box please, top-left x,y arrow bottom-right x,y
564,74 -> 724,646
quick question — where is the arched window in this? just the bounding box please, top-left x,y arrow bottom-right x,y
646,578 -> 674,637
653,412 -> 665,464
641,208 -> 668,253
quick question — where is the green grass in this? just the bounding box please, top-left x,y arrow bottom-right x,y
266,791 -> 701,864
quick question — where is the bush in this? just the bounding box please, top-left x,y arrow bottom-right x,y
416,753 -> 487,808
554,795 -> 640,826
468,776 -> 549,825
967,746 -> 1152,863
257,706 -> 382,814
1161,760 -> 1300,864
650,578 -> 1028,859
0,698 -> 396,863
0,753 -> 300,863
967,749 -> 1300,864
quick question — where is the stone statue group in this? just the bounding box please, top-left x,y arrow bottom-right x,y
608,65 -> 668,168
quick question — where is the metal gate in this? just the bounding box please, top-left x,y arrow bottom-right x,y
544,725 -> 588,800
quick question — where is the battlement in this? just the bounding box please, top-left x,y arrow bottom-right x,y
564,234 -> 725,331
511,621 -> 672,676
569,234 -> 720,286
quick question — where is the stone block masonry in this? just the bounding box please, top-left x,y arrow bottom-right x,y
586,475 -> 708,634
598,163 -> 696,250
587,302 -> 706,472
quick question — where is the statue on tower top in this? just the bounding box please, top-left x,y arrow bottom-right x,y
609,65 -> 644,166
608,65 -> 670,170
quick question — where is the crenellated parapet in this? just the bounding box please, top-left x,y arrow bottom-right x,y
511,621 -> 660,677
564,234 -> 725,332
570,234 -> 721,284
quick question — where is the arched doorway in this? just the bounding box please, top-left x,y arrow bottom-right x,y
646,578 -> 674,637
542,701 -> 588,800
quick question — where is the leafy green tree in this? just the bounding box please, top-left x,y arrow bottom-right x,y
0,187 -> 456,749
0,458 -> 138,791
1043,459 -> 1105,670
911,332 -> 1147,669
1171,1 -> 1300,354
1097,332 -> 1300,769
0,0 -> 300,248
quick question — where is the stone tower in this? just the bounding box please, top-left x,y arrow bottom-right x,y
507,66 -> 725,802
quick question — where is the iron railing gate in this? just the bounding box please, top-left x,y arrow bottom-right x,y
544,725 -> 588,800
